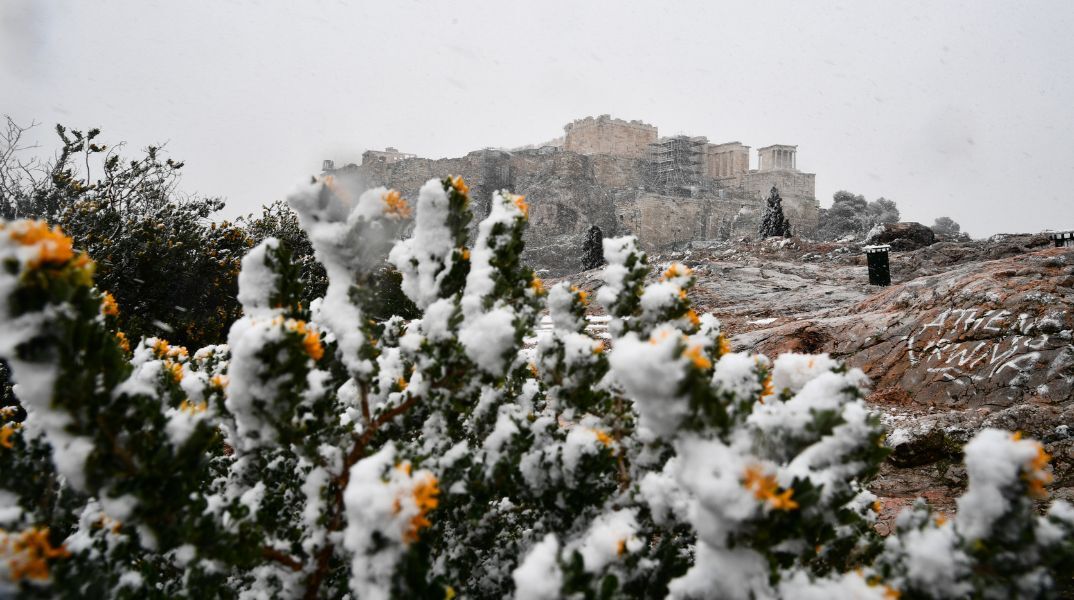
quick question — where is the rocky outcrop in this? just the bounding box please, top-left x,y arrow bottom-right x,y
562,236 -> 1073,527
865,221 -> 936,251
714,241 -> 1074,524
334,148 -> 819,275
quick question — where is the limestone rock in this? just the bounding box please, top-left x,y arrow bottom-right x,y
590,237 -> 1071,523
865,221 -> 936,251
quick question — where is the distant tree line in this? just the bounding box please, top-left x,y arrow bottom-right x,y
0,117 -> 415,352
814,189 -> 966,241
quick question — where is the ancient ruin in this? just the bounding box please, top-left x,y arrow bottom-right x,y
327,115 -> 821,274
360,146 -> 417,165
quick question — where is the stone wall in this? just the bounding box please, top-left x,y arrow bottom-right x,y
738,170 -> 819,234
703,142 -> 750,179
563,115 -> 658,159
613,192 -> 763,252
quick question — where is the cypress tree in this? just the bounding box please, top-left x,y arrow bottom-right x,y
759,186 -> 793,238
581,224 -> 605,270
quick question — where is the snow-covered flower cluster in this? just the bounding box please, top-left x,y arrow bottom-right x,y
0,176 -> 1071,598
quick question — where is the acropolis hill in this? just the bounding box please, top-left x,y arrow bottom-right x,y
326,115 -> 820,274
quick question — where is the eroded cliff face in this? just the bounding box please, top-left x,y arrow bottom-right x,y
560,234 -> 1073,522
336,148 -> 817,275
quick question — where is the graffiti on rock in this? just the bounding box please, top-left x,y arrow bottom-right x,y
905,308 -> 1072,387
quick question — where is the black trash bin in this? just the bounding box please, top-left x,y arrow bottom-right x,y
863,244 -> 891,286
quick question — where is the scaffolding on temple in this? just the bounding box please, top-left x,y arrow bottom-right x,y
647,135 -> 707,195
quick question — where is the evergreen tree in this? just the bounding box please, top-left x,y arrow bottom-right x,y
581,224 -> 605,270
759,186 -> 792,238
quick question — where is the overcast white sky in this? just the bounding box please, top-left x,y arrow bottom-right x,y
3,0 -> 1073,237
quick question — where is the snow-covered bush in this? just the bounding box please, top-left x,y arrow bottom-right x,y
0,176 -> 1070,598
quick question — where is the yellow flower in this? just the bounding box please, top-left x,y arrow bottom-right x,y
460,247 -> 471,261
393,472 -> 440,544
383,189 -> 412,219
396,377 -> 408,391
1,527 -> 70,582
450,175 -> 469,196
287,320 -> 324,361
592,429 -> 614,447
1,423 -> 21,449
661,262 -> 692,281
761,374 -> 774,398
616,538 -> 627,557
570,285 -> 589,306
716,334 -> 731,357
768,488 -> 799,511
211,374 -> 228,390
179,400 -> 208,414
1024,441 -> 1053,499
152,339 -> 171,357
166,362 -> 184,383
742,465 -> 799,511
872,500 -> 883,514
8,221 -> 74,267
529,277 -> 545,296
685,309 -> 700,326
528,363 -> 539,378
512,194 -> 529,218
683,344 -> 712,370
101,292 -> 119,317
115,331 -> 130,353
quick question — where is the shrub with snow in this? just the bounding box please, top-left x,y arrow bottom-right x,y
0,176 -> 1070,598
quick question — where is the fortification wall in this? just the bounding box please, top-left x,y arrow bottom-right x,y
738,170 -> 819,233
613,192 -> 764,252
564,115 -> 657,159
